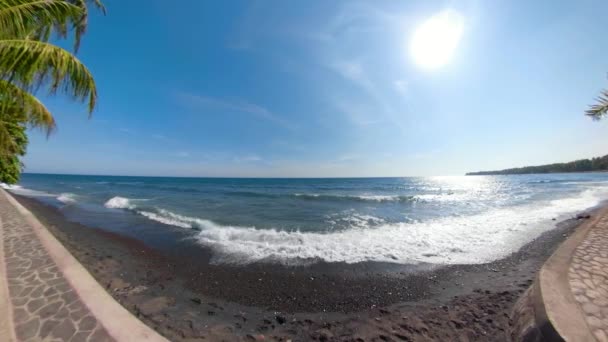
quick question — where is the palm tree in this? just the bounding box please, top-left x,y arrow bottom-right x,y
586,88 -> 608,120
0,0 -> 104,181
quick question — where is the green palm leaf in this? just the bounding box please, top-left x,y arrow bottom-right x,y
0,0 -> 84,41
0,39 -> 97,113
586,89 -> 608,120
0,0 -> 103,180
67,0 -> 106,52
0,79 -> 55,135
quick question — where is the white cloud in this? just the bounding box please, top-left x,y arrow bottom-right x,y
337,154 -> 360,162
152,134 -> 168,140
175,91 -> 295,130
394,80 -> 408,96
330,97 -> 383,126
176,151 -> 190,158
233,154 -> 263,163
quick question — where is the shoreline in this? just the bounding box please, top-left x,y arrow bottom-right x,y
9,192 -> 602,341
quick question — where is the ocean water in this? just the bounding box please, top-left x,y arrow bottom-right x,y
6,173 -> 608,266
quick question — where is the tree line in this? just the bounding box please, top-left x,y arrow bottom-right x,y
466,155 -> 608,175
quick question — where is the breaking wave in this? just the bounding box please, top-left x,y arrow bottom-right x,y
292,193 -> 419,203
194,187 -> 607,265
104,196 -> 136,209
103,187 -> 608,265
57,193 -> 77,204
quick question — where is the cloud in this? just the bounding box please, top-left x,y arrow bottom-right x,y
325,57 -> 408,132
153,134 -> 169,140
233,154 -> 263,163
175,91 -> 295,130
176,151 -> 190,158
409,149 -> 442,160
337,154 -> 360,162
394,80 -> 408,96
328,59 -> 375,93
330,97 -> 384,126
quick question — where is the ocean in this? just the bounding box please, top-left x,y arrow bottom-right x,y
6,173 -> 608,266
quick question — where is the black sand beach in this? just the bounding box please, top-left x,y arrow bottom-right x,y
11,193 -> 597,341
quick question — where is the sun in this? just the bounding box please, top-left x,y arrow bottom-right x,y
410,9 -> 464,70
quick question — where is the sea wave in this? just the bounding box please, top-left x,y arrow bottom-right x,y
103,197 -> 215,231
3,184 -> 56,197
0,183 -> 22,190
194,186 -> 608,265
57,193 -> 77,204
88,183 -> 608,266
226,191 -> 420,203
292,193 -> 418,203
139,209 -> 224,231
104,196 -> 136,209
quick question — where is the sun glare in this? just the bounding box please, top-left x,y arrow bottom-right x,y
410,9 -> 464,70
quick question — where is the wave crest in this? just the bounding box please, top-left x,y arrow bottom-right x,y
293,193 -> 418,203
57,193 -> 77,204
139,209 -> 221,231
104,196 -> 135,209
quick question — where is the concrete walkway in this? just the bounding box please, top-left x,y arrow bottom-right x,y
512,207 -> 608,341
0,189 -> 168,342
569,214 -> 608,342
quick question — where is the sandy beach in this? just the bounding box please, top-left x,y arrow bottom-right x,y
8,192 -> 600,341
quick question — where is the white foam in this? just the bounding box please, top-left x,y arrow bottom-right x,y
193,186 -> 608,265
325,212 -> 386,229
138,209 -> 222,230
357,195 -> 408,202
4,184 -> 56,197
294,193 -> 415,202
104,196 -> 135,209
57,193 -> 77,204
0,183 -> 21,190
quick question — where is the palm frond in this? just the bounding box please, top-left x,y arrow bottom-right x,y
0,112 -> 28,156
65,0 -> 106,52
0,121 -> 17,155
0,0 -> 105,52
0,80 -> 55,135
586,89 -> 608,120
0,0 -> 84,41
0,39 -> 97,113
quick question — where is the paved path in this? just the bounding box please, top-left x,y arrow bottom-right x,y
569,214 -> 608,342
512,208 -> 608,342
0,190 -> 167,342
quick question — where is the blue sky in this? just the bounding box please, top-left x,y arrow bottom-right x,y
23,0 -> 608,177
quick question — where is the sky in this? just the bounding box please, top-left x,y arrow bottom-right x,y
23,0 -> 608,177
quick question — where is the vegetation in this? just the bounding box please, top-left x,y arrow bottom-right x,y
0,0 -> 104,183
587,88 -> 608,120
466,155 -> 608,175
0,111 -> 27,184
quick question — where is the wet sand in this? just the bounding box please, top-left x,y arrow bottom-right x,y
10,193 -> 598,341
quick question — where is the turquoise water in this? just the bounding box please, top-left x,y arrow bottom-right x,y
7,173 -> 608,265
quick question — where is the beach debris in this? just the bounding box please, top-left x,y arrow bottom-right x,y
136,296 -> 173,316
129,285 -> 147,295
107,277 -> 130,291
576,214 -> 592,220
275,314 -> 286,324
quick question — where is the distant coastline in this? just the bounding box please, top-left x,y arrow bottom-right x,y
466,154 -> 608,175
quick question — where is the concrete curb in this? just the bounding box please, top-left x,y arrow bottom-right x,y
0,189 -> 169,342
